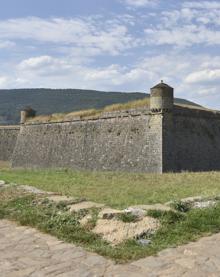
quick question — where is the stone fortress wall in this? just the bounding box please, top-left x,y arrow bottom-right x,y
0,126 -> 20,162
173,107 -> 220,172
1,82 -> 220,173
11,110 -> 163,172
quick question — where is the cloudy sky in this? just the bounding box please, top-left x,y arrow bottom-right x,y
0,0 -> 220,108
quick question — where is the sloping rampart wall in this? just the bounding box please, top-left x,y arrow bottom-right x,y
11,112 -> 163,172
0,126 -> 20,161
3,106 -> 220,173
172,107 -> 220,171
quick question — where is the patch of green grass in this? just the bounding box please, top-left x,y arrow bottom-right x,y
1,188 -> 220,262
117,213 -> 139,223
147,210 -> 186,224
83,208 -> 100,230
171,200 -> 192,213
1,169 -> 220,209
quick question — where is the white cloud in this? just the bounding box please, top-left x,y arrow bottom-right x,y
185,69 -> 220,84
0,17 -> 136,57
161,5 -> 220,27
141,1 -> 220,47
0,5 -> 219,109
183,1 -> 220,9
19,56 -> 56,69
18,56 -> 73,76
13,52 -> 218,90
0,51 -> 219,110
121,0 -> 158,7
145,25 -> 220,47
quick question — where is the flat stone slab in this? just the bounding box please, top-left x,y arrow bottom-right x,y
167,196 -> 218,209
2,219 -> 220,276
47,195 -> 76,203
165,196 -> 205,207
92,217 -> 160,245
124,207 -> 146,220
0,220 -> 112,276
69,201 -> 105,212
18,185 -> 57,195
0,180 -> 10,189
128,204 -> 172,212
192,200 -> 217,209
181,196 -> 203,203
80,214 -> 93,226
98,208 -> 124,219
0,180 -> 6,186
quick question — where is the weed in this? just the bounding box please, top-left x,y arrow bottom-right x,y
84,208 -> 100,230
171,200 -> 192,213
147,210 -> 186,224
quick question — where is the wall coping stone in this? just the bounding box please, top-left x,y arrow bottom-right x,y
0,125 -> 20,130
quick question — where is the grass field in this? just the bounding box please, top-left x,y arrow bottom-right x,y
1,168 -> 220,208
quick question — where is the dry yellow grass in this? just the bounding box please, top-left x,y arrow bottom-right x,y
27,114 -> 52,123
103,98 -> 150,112
64,109 -> 101,120
27,109 -> 102,123
27,97 -> 209,124
27,97 -> 150,123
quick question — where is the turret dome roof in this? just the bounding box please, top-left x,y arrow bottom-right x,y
151,81 -> 173,89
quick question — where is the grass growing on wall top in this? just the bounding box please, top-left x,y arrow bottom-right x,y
27,98 -> 150,123
24,95 -> 212,124
1,168 -> 220,208
103,98 -> 150,112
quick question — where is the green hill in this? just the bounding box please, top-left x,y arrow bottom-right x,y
0,88 -> 201,125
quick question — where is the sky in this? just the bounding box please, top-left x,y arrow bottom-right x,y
0,0 -> 220,109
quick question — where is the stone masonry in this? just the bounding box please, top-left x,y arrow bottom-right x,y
2,82 -> 220,173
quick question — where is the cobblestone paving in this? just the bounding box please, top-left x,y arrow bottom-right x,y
1,220 -> 220,277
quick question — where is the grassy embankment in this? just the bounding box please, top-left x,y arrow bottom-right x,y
27,98 -> 150,123
26,96 -> 208,124
1,166 -> 220,262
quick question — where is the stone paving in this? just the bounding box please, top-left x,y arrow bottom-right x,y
1,220 -> 220,276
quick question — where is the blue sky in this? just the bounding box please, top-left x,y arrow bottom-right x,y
0,0 -> 220,108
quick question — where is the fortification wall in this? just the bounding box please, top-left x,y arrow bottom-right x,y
6,106 -> 220,173
6,87 -> 220,173
0,126 -> 20,161
12,112 -> 163,172
172,107 -> 220,172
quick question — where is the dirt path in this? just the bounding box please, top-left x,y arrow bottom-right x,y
1,219 -> 220,276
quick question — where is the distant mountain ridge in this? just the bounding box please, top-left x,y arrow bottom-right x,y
0,88 -> 201,125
